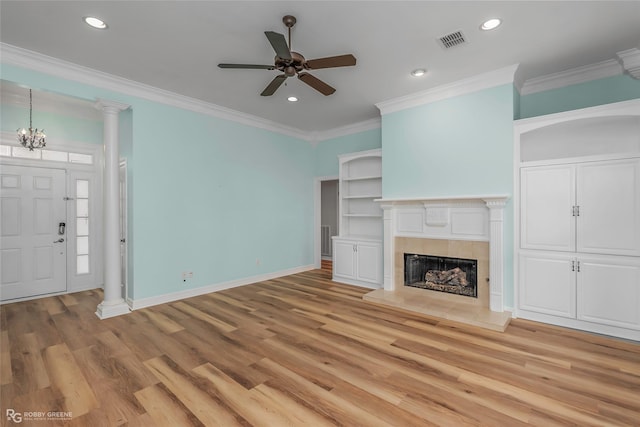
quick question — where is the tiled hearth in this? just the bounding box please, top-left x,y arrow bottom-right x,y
363,286 -> 511,331
363,195 -> 511,331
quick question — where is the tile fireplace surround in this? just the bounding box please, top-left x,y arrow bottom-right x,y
363,195 -> 511,331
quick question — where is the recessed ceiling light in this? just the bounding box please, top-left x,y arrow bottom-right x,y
411,69 -> 427,77
83,16 -> 108,29
287,96 -> 298,102
480,18 -> 501,31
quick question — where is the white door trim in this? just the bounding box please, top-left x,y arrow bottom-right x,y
119,159 -> 128,303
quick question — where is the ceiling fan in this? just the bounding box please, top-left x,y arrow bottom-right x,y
218,15 -> 356,96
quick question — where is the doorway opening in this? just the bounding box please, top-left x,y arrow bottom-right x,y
314,176 -> 339,272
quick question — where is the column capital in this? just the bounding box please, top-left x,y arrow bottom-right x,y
483,197 -> 509,209
95,98 -> 130,113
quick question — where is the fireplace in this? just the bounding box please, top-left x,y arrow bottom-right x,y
364,195 -> 510,330
404,253 -> 477,297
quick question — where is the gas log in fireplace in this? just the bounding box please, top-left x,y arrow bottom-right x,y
404,253 -> 478,298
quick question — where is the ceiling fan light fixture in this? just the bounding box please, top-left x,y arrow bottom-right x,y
287,96 -> 298,102
83,16 -> 108,29
480,18 -> 502,31
411,68 -> 427,77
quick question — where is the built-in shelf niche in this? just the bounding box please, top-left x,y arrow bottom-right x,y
520,113 -> 640,164
339,149 -> 382,238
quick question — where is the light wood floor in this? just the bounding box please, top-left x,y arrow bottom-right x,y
1,269 -> 639,426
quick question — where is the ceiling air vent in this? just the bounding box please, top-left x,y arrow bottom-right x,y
438,30 -> 467,49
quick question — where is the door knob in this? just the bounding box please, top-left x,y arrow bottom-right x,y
54,238 -> 65,243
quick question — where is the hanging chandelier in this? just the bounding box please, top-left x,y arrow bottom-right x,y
17,89 -> 46,151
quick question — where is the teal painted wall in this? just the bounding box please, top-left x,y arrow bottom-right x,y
1,63 -> 313,301
314,128 -> 382,177
130,101 -> 313,299
520,74 -> 640,119
382,84 -> 515,198
381,84 -> 516,307
0,101 -> 103,144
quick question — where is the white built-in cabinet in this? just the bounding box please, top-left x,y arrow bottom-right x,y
515,99 -> 640,341
521,159 -> 640,256
333,238 -> 383,286
332,149 -> 383,288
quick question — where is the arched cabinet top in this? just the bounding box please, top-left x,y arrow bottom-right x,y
515,99 -> 640,135
515,99 -> 640,164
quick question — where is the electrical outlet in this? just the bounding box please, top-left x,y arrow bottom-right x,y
256,258 -> 261,266
182,271 -> 193,283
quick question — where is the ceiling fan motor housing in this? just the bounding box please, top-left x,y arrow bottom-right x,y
275,51 -> 306,76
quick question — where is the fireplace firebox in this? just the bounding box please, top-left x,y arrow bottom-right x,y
404,253 -> 477,298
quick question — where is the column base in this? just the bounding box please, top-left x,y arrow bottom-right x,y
95,299 -> 131,319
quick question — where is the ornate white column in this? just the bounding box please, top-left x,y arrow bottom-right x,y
95,99 -> 130,319
484,198 -> 508,312
380,203 -> 395,291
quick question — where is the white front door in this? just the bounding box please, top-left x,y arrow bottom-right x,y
1,165 -> 67,301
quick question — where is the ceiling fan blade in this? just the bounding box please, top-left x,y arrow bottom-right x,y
218,63 -> 275,70
305,54 -> 356,70
298,73 -> 336,96
265,31 -> 292,60
261,74 -> 288,96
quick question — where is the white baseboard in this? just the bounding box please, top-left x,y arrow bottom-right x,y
129,264 -> 315,310
332,275 -> 382,290
517,309 -> 640,342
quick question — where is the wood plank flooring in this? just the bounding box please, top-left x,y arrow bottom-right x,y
1,269 -> 639,426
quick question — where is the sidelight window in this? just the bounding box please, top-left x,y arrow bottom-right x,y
76,179 -> 90,274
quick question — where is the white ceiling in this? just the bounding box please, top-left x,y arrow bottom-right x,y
1,1 -> 639,133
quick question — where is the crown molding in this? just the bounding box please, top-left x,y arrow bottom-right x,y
1,80 -> 103,121
0,43 -> 311,141
617,48 -> 640,79
309,117 -> 381,146
375,64 -> 520,116
520,59 -> 623,95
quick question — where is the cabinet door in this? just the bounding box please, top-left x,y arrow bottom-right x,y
519,252 -> 576,318
577,255 -> 640,330
577,158 -> 640,256
333,240 -> 356,280
355,242 -> 382,285
521,165 -> 576,252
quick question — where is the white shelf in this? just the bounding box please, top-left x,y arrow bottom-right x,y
343,214 -> 383,218
343,195 -> 381,200
343,175 -> 381,182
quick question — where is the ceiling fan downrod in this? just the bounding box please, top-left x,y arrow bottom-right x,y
283,15 -> 296,50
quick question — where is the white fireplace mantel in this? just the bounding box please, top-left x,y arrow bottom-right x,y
376,195 -> 510,312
